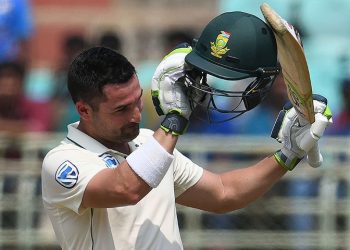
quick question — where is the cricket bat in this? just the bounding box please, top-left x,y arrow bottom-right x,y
260,3 -> 323,167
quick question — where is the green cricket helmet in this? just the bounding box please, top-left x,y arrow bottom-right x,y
185,11 -> 280,122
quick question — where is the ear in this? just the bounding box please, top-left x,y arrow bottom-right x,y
76,101 -> 92,121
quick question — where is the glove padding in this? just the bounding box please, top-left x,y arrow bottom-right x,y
271,95 -> 333,170
151,45 -> 204,135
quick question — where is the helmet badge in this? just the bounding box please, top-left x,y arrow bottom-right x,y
210,31 -> 231,58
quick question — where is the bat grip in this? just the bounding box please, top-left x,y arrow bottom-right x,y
298,116 -> 323,168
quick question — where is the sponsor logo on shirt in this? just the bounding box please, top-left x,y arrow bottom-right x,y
100,153 -> 118,168
55,161 -> 79,188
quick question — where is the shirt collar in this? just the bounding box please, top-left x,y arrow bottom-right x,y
66,122 -> 136,157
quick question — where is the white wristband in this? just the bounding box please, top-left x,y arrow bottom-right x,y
126,136 -> 174,188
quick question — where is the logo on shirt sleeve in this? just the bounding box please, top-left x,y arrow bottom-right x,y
55,161 -> 79,188
100,153 -> 119,168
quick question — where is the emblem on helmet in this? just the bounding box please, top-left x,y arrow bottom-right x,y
185,11 -> 279,123
210,31 -> 231,58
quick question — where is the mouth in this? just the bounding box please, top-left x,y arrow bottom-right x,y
123,123 -> 140,136
127,123 -> 139,129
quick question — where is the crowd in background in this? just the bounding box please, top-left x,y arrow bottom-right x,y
2,26 -> 350,135
1,0 -> 350,136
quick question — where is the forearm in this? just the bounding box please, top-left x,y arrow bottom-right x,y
219,156 -> 286,212
176,156 -> 286,213
83,129 -> 178,208
82,165 -> 151,208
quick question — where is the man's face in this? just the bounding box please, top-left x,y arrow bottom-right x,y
87,74 -> 144,147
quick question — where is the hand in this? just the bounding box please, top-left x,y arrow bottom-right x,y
151,44 -> 204,135
271,95 -> 333,170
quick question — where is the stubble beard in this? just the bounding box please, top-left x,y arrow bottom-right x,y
113,123 -> 140,144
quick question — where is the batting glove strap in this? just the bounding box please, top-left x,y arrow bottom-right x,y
274,148 -> 302,171
160,113 -> 189,136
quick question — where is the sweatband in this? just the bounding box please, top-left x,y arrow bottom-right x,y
126,136 -> 174,188
274,148 -> 301,171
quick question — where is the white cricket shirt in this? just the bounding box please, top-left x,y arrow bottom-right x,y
42,122 -> 203,250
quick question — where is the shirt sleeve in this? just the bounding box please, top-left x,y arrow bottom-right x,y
173,149 -> 203,197
41,147 -> 105,215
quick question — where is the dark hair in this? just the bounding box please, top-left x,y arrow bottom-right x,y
67,47 -> 136,108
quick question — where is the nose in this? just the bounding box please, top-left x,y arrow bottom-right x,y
131,109 -> 141,123
130,101 -> 143,123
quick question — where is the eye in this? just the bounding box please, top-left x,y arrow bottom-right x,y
113,105 -> 128,113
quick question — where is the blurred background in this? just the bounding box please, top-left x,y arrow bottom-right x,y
0,0 -> 350,249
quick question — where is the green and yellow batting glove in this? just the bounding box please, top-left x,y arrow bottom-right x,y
271,94 -> 333,171
151,44 -> 202,136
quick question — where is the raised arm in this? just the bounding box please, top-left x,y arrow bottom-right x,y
81,128 -> 178,209
81,46 -> 200,209
176,96 -> 332,213
176,156 -> 284,213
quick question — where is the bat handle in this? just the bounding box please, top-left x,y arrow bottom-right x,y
298,117 -> 323,168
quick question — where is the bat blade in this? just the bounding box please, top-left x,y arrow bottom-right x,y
260,3 -> 314,124
260,3 -> 322,168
